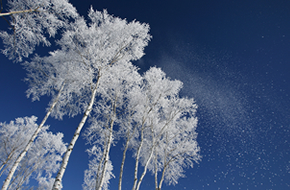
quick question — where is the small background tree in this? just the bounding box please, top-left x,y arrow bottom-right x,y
0,116 -> 67,190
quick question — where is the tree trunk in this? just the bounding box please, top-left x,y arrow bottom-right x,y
97,95 -> 118,190
1,83 -> 65,190
154,147 -> 158,190
119,119 -> 137,190
119,127 -> 136,190
136,126 -> 155,190
52,80 -> 100,190
135,145 -> 154,190
0,149 -> 16,177
132,128 -> 144,190
118,134 -> 130,190
158,162 -> 168,190
95,142 -> 107,189
96,119 -> 114,190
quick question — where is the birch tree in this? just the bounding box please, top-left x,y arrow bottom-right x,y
2,6 -> 150,189
51,8 -> 151,189
83,146 -> 115,190
126,67 -> 183,190
23,51 -> 91,120
0,1 -> 201,190
0,116 -> 66,190
82,67 -> 200,190
83,61 -> 142,190
116,84 -> 142,190
0,0 -> 78,62
0,116 -> 38,177
1,50 -> 90,190
149,97 -> 200,190
116,67 -> 200,190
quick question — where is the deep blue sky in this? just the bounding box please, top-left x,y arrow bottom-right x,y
1,0 -> 290,189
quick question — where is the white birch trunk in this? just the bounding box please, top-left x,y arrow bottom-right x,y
158,165 -> 167,190
136,126 -> 155,190
154,147 -> 158,190
97,96 -> 117,190
119,116 -> 137,190
135,145 -> 154,190
0,149 -> 15,177
1,83 -> 65,190
96,119 -> 114,190
95,142 -> 107,189
158,142 -> 170,190
158,150 -> 170,190
52,79 -> 100,190
132,127 -> 144,190
118,135 -> 130,190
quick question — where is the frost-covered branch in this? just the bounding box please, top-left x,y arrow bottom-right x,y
0,7 -> 40,17
0,0 -> 78,62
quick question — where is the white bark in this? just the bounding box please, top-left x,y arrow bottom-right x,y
52,78 -> 100,190
118,137 -> 129,190
1,83 -> 65,190
136,145 -> 154,190
0,148 -> 16,177
96,119 -> 114,190
132,126 -> 144,190
132,101 -> 156,190
158,164 -> 167,190
135,125 -> 155,190
118,125 -> 135,190
157,149 -> 170,190
96,94 -> 118,190
154,147 -> 158,190
95,143 -> 107,189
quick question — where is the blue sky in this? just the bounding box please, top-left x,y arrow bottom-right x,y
1,0 -> 290,189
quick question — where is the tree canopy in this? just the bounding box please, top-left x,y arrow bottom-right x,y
0,1 -> 200,190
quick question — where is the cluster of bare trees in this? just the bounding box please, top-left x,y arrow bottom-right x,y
0,0 -> 200,189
